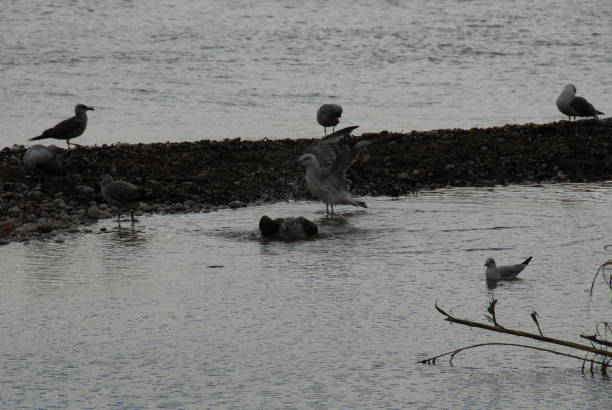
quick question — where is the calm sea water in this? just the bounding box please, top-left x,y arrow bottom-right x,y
1,0 -> 611,147
1,184 -> 611,408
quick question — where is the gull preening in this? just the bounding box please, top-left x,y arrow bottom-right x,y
556,84 -> 603,120
99,174 -> 142,223
23,145 -> 67,176
298,125 -> 369,215
317,104 -> 342,136
485,256 -> 532,281
29,104 -> 94,148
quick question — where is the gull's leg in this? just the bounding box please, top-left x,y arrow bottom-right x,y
324,127 -> 327,137
325,203 -> 329,215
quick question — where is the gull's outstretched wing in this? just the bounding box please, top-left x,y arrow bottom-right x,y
306,126 -> 367,188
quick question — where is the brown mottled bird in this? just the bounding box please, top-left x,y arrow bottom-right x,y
317,104 -> 342,136
29,104 -> 94,148
99,174 -> 142,223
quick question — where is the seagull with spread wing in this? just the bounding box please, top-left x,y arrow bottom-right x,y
29,104 -> 94,148
298,125 -> 369,215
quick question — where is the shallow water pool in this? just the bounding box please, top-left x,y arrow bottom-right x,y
1,184 -> 611,408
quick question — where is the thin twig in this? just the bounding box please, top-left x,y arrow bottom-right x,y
419,342 -> 610,367
580,334 -> 612,349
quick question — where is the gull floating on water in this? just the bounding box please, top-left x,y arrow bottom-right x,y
23,145 -> 67,176
317,104 -> 342,136
29,104 -> 94,148
485,256 -> 532,281
99,174 -> 142,223
556,84 -> 603,120
298,125 -> 369,215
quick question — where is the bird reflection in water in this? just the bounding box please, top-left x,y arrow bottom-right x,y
108,224 -> 148,246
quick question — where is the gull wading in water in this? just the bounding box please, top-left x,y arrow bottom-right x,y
317,104 -> 342,136
298,125 -> 369,215
29,104 -> 94,148
99,174 -> 143,223
556,84 -> 603,120
485,256 -> 532,281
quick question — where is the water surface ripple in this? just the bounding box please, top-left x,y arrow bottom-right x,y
1,184 -> 611,408
2,0 -> 611,146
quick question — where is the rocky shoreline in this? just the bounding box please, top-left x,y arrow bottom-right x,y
2,118 -> 612,244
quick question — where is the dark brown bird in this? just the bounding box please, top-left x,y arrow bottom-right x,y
99,174 -> 142,223
317,104 -> 342,136
29,104 -> 94,148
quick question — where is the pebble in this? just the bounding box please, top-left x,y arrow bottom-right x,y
75,185 -> 95,195
228,200 -> 244,209
51,198 -> 67,210
86,204 -> 113,219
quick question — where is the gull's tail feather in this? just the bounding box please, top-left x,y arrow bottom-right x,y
521,256 -> 533,265
29,135 -> 47,141
357,201 -> 367,208
597,110 -> 604,115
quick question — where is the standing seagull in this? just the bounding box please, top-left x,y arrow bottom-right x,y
29,104 -> 94,148
485,256 -> 532,281
99,174 -> 142,223
298,125 -> 369,215
556,84 -> 603,120
317,104 -> 342,136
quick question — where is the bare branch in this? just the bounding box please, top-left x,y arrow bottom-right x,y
419,342 -> 610,369
434,303 -> 612,358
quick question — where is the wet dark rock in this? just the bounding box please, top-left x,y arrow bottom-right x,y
86,203 -> 113,219
228,200 -> 244,209
51,198 -> 67,210
259,215 -> 318,241
75,184 -> 95,196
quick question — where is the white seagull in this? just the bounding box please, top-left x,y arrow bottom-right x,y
29,104 -> 94,148
556,84 -> 603,120
99,174 -> 143,223
298,125 -> 369,215
485,256 -> 532,281
317,104 -> 343,136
